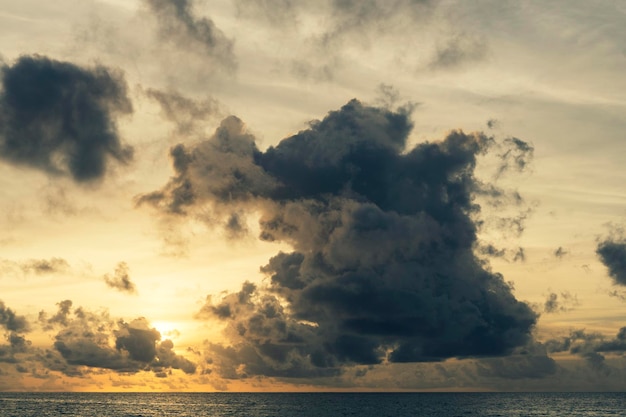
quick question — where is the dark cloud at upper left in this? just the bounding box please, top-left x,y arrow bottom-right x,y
0,55 -> 133,183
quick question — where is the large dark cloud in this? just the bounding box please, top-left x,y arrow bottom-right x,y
0,55 -> 133,182
597,232 -> 626,286
143,0 -> 236,71
141,98 -> 537,378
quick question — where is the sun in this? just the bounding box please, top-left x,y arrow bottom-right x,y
151,321 -> 181,340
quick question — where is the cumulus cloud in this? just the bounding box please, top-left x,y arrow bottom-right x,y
545,327 -> 626,373
143,0 -> 236,71
103,262 -> 138,294
40,302 -> 195,376
0,55 -> 133,182
141,98 -> 537,378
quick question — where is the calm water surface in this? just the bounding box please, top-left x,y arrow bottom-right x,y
0,392 -> 624,417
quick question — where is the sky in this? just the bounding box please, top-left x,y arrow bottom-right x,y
0,0 -> 625,392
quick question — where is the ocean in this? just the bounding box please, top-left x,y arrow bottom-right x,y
0,392 -> 624,417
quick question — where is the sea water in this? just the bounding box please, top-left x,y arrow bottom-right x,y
0,392 -> 624,417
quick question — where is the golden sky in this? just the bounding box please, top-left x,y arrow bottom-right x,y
0,0 -> 625,392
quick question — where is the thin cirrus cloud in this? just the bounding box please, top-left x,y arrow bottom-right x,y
139,98 -> 537,378
0,257 -> 70,276
142,0 -> 237,72
145,88 -> 222,135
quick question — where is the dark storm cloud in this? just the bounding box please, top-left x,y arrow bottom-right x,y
596,232 -> 626,286
103,262 -> 138,294
40,302 -> 195,376
0,55 -> 133,182
145,88 -> 221,135
142,98 -> 537,378
143,0 -> 236,71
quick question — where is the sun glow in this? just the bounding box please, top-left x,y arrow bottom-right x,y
151,321 -> 181,340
